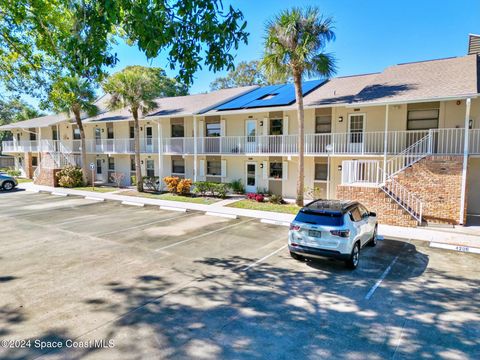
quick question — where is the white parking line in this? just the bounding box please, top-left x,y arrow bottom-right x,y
243,244 -> 287,271
97,213 -> 191,237
154,218 -> 256,252
364,241 -> 408,300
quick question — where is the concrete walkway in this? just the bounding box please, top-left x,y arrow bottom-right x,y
16,182 -> 480,251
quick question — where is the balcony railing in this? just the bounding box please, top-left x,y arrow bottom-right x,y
2,128 -> 480,156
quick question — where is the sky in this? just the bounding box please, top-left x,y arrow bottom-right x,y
107,0 -> 480,95
8,0 -> 480,107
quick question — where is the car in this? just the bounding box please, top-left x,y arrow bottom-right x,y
0,172 -> 18,191
288,200 -> 378,269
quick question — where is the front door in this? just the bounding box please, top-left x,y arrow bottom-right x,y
348,114 -> 365,153
245,120 -> 257,153
96,159 -> 104,182
245,162 -> 257,193
145,126 -> 153,153
95,128 -> 102,152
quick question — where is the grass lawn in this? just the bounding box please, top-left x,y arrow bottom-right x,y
122,191 -> 220,205
16,178 -> 33,184
227,199 -> 300,214
74,186 -> 119,193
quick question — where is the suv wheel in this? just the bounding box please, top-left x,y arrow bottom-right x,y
290,251 -> 304,261
369,226 -> 378,247
346,242 -> 360,269
2,181 -> 15,191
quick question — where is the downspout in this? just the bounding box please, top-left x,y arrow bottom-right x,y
383,105 -> 389,183
193,115 -> 198,183
459,97 -> 471,225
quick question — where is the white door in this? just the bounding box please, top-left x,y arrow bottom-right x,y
95,128 -> 102,152
245,120 -> 257,153
348,114 -> 365,153
145,126 -> 153,153
245,162 -> 257,193
96,159 -> 104,182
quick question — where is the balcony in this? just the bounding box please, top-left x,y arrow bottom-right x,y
2,128 -> 480,156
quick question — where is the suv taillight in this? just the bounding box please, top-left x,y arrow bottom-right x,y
290,224 -> 301,231
330,230 -> 350,238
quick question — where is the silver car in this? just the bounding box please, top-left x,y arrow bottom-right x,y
0,172 -> 18,191
288,200 -> 378,269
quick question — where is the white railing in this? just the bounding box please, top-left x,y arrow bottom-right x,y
381,177 -> 423,223
3,128 -> 480,156
384,133 -> 431,179
470,129 -> 480,154
341,160 -> 380,186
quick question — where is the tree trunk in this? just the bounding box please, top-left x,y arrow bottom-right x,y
293,70 -> 305,207
74,109 -> 88,185
133,108 -> 143,192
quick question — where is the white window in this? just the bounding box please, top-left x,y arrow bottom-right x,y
146,159 -> 155,177
407,109 -> 439,130
207,160 -> 221,176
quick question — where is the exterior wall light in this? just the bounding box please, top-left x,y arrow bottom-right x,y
338,116 -> 343,122
260,163 -> 264,169
469,119 -> 473,129
260,120 -> 264,126
338,165 -> 342,171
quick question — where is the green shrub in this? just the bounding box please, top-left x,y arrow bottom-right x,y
6,169 -> 21,177
56,166 -> 84,188
193,181 -> 231,198
143,176 -> 160,192
230,179 -> 245,194
269,194 -> 284,204
130,175 -> 136,186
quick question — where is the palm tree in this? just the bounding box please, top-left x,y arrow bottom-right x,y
49,76 -> 99,185
102,66 -> 186,192
261,7 -> 336,206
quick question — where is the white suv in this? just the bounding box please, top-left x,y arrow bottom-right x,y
288,200 -> 377,269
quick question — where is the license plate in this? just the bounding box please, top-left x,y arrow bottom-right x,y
308,230 -> 322,238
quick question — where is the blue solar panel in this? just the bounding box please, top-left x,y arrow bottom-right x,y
215,79 -> 326,111
215,84 -> 284,111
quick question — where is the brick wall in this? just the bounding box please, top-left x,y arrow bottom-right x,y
337,156 -> 466,227
394,156 -> 465,225
34,168 -> 61,187
337,185 -> 418,227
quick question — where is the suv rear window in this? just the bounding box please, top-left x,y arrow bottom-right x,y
294,210 -> 344,226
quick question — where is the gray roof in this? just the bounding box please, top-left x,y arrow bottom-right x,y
351,55 -> 479,105
85,86 -> 258,123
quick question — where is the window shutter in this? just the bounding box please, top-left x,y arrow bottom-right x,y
220,119 -> 226,137
283,115 -> 289,135
282,161 -> 288,180
221,159 -> 227,178
199,120 -> 205,137
262,161 -> 268,180
263,118 -> 268,136
199,159 -> 205,177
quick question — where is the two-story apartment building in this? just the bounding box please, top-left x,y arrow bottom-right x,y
2,35 -> 480,227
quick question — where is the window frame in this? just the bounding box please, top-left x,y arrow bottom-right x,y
171,124 -> 185,138
314,163 -> 328,181
206,160 -> 221,176
172,159 -> 185,174
206,123 -> 221,137
146,159 -> 155,177
269,118 -> 283,135
315,115 -> 332,134
269,162 -> 283,179
407,109 -> 439,130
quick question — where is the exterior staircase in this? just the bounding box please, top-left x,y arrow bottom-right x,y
378,133 -> 432,225
33,141 -> 81,183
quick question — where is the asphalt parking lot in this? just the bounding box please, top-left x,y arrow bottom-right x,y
0,190 -> 479,360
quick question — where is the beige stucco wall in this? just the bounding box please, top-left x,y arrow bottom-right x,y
467,157 -> 480,215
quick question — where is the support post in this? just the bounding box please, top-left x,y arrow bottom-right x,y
383,105 -> 389,183
459,98 -> 471,225
155,119 -> 163,180
193,115 -> 198,183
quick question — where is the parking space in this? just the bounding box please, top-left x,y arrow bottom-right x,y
0,190 -> 479,359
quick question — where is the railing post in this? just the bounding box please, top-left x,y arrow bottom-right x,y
428,129 -> 433,154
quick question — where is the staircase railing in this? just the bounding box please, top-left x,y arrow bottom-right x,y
384,132 -> 432,180
380,176 -> 423,223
